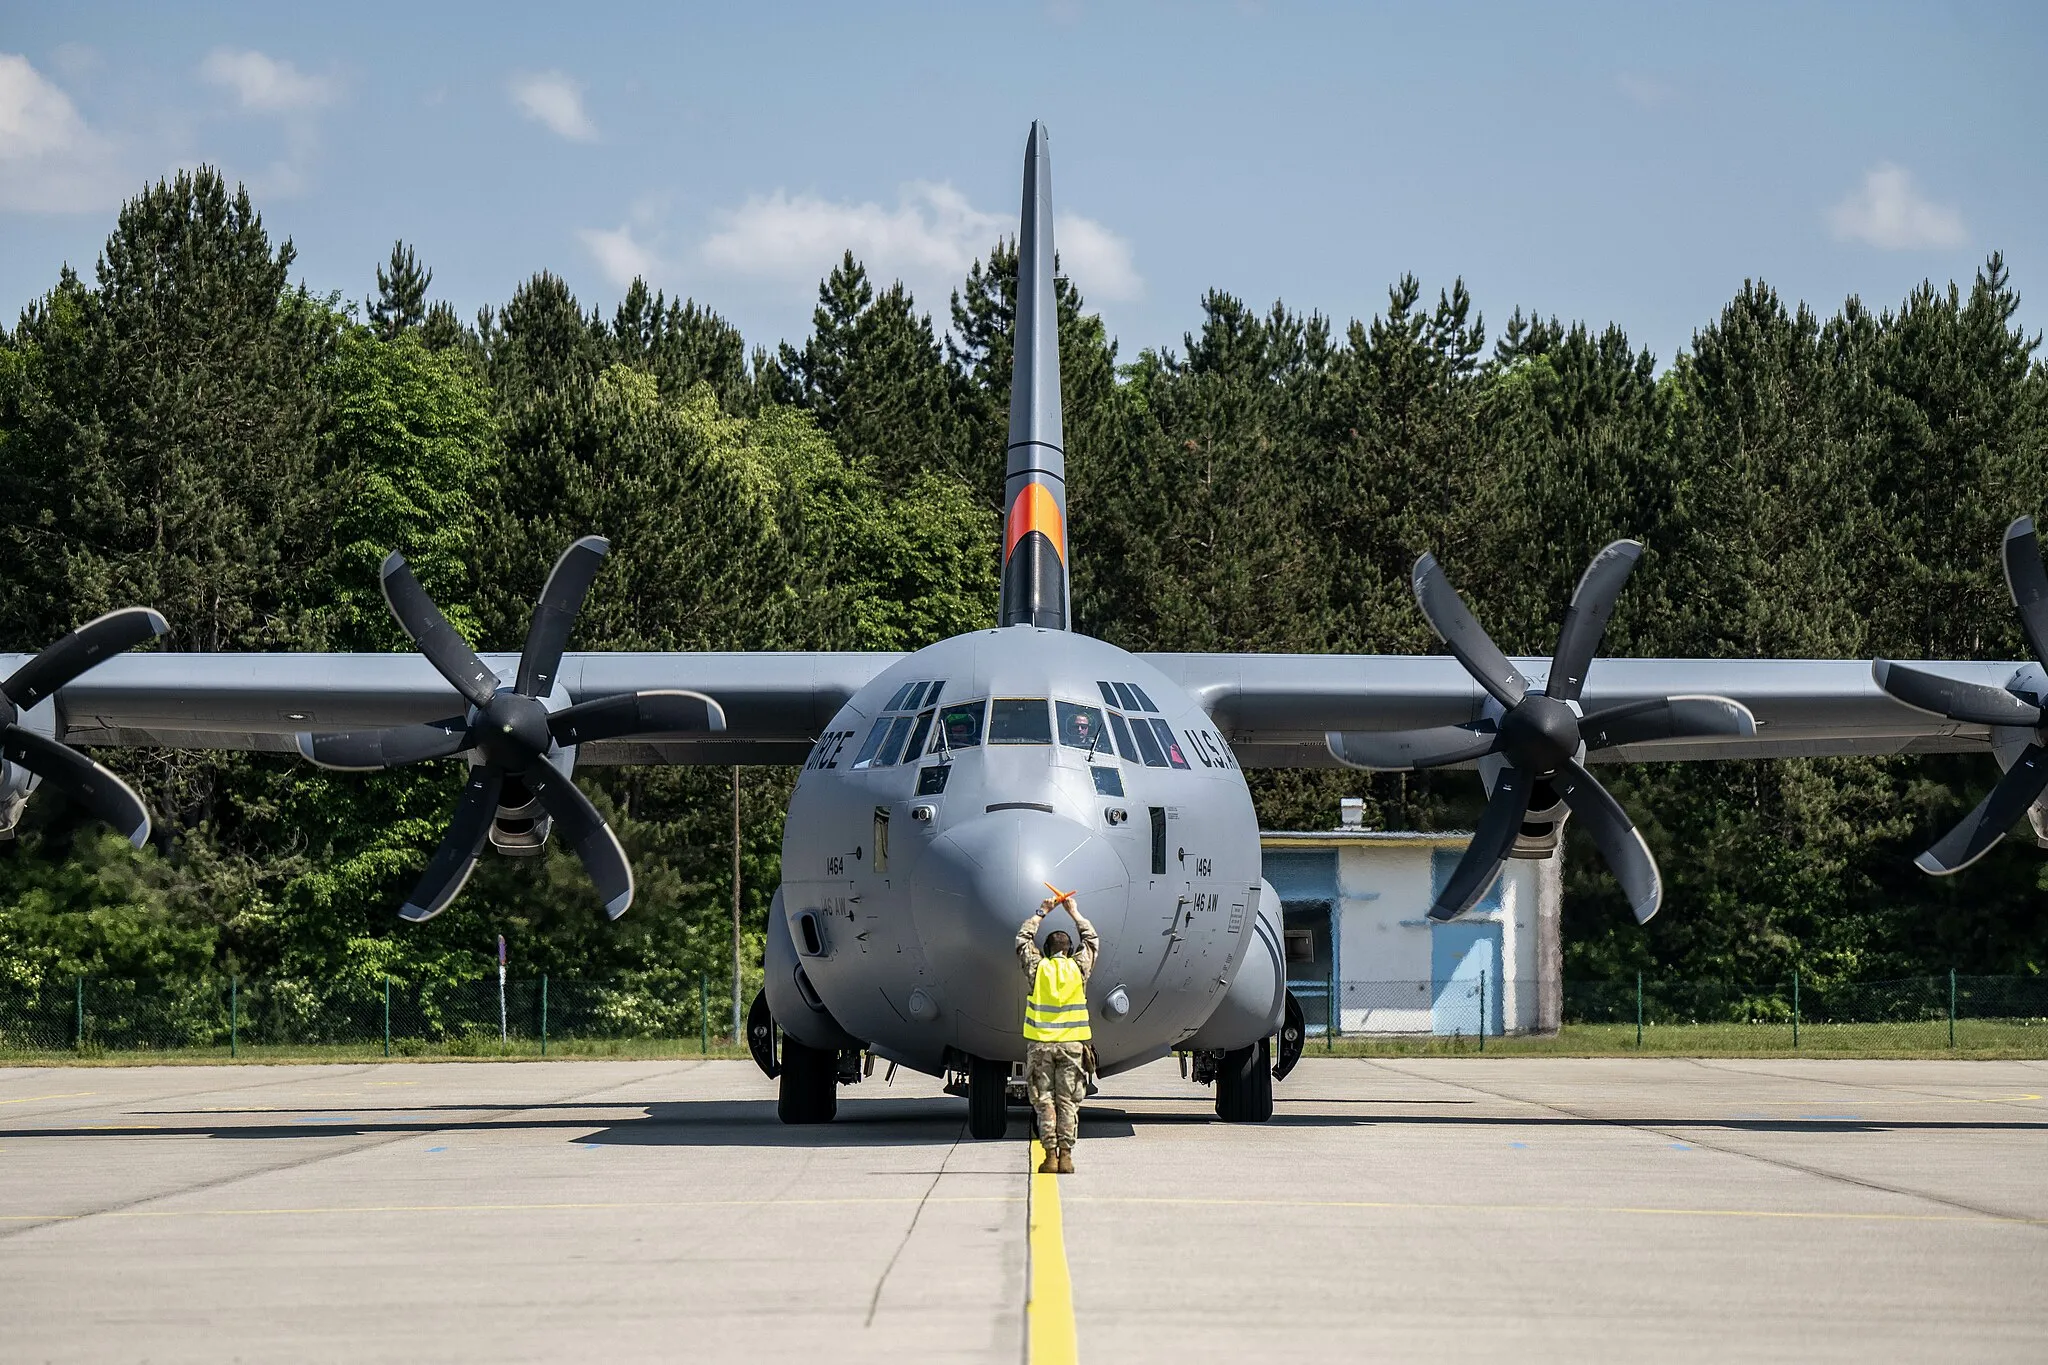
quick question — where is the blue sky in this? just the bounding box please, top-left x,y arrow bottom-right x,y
3,2 -> 2043,368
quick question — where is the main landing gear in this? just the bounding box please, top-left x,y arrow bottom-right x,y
752,990 -> 865,1125
1213,1037 -> 1275,1123
778,1036 -> 839,1124
967,1055 -> 1010,1139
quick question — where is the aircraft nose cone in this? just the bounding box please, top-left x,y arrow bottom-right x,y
909,810 -> 1129,1051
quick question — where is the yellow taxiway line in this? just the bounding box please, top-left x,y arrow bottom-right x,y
1027,1137 -> 1079,1365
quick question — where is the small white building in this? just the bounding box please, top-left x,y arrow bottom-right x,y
1261,803 -> 1562,1036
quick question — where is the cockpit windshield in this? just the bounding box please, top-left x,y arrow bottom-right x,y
931,701 -> 985,752
1056,701 -> 1108,753
989,698 -> 1053,744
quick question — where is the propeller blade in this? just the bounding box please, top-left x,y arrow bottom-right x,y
524,765 -> 634,919
296,718 -> 474,771
1326,723 -> 1497,771
1915,744 -> 2048,875
1581,695 -> 1758,752
0,725 -> 151,848
379,553 -> 498,708
1548,540 -> 1642,703
398,766 -> 503,922
1554,760 -> 1663,922
1428,766 -> 1531,921
516,536 -> 610,698
1412,552 -> 1530,709
547,689 -> 726,747
2,608 -> 170,711
2002,517 -> 2048,666
1872,659 -> 2044,728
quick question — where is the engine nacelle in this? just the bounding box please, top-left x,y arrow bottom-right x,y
0,697 -> 57,841
1478,751 -> 1571,859
487,725 -> 577,857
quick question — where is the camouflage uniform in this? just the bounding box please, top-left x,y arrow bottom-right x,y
1016,904 -> 1100,1154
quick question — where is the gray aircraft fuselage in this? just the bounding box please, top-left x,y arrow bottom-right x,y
776,624 -> 1273,1076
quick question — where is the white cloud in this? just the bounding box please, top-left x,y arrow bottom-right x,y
0,51 -> 123,213
509,71 -> 595,142
698,181 -> 1142,307
577,223 -> 662,288
1828,163 -> 1967,250
199,48 -> 336,112
1054,211 -> 1143,302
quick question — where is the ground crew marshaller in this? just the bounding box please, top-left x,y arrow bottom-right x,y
1016,890 -> 1099,1174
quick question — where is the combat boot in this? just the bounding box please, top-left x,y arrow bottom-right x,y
1037,1147 -> 1060,1175
1057,1147 -> 1075,1174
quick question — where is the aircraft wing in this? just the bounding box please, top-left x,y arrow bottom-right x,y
8,646 -> 2015,772
8,651 -> 904,768
1143,654 -> 2020,769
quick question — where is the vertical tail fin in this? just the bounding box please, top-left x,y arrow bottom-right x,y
1000,121 -> 1070,631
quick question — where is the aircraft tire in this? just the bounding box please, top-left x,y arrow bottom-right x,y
778,1036 -> 839,1124
1215,1038 -> 1274,1123
966,1054 -> 1009,1139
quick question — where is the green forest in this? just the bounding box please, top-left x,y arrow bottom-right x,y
3,166 -> 2046,1008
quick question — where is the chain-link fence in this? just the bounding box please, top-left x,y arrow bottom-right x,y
7,971 -> 2047,1058
0,972 -> 758,1058
1285,973 -> 2048,1052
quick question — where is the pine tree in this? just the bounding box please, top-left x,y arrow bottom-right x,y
369,240 -> 432,341
769,253 -> 957,491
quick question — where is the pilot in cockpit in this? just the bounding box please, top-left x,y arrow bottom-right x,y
940,705 -> 983,749
1061,707 -> 1097,751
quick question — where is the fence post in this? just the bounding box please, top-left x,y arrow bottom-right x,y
1635,972 -> 1643,1050
700,972 -> 708,1055
1325,959 -> 1336,1053
1792,970 -> 1800,1050
383,979 -> 391,1058
75,974 -> 84,1049
1949,968 -> 1957,1050
541,974 -> 549,1057
1478,970 -> 1487,1053
230,977 -> 238,1059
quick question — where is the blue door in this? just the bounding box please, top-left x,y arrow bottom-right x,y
1430,920 -> 1502,1036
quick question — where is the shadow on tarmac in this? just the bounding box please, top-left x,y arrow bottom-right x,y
11,1100 -> 2048,1146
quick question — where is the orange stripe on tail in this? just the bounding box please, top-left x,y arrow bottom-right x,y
1004,483 -> 1066,564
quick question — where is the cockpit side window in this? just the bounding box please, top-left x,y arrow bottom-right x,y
1111,681 -> 1141,711
1056,702 -> 1109,753
850,719 -> 894,769
1148,718 -> 1191,769
884,681 -> 917,712
1129,683 -> 1160,713
1106,711 -> 1142,763
904,709 -> 936,761
988,698 -> 1052,744
1129,714 -> 1170,767
873,714 -> 916,766
1095,680 -> 1120,708
930,701 -> 986,753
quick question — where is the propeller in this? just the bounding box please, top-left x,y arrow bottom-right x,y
1872,515 -> 2048,875
1327,540 -> 1756,924
1,608 -> 170,848
296,536 -> 725,922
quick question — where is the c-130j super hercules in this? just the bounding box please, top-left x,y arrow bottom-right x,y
8,123 -> 2048,1135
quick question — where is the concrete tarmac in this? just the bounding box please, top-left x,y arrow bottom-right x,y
2,1056 -> 2045,1362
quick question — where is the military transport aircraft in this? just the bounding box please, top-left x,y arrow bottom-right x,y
4,124 -> 2043,1137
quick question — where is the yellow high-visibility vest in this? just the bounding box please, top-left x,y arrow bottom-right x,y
1025,955 -> 1091,1042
